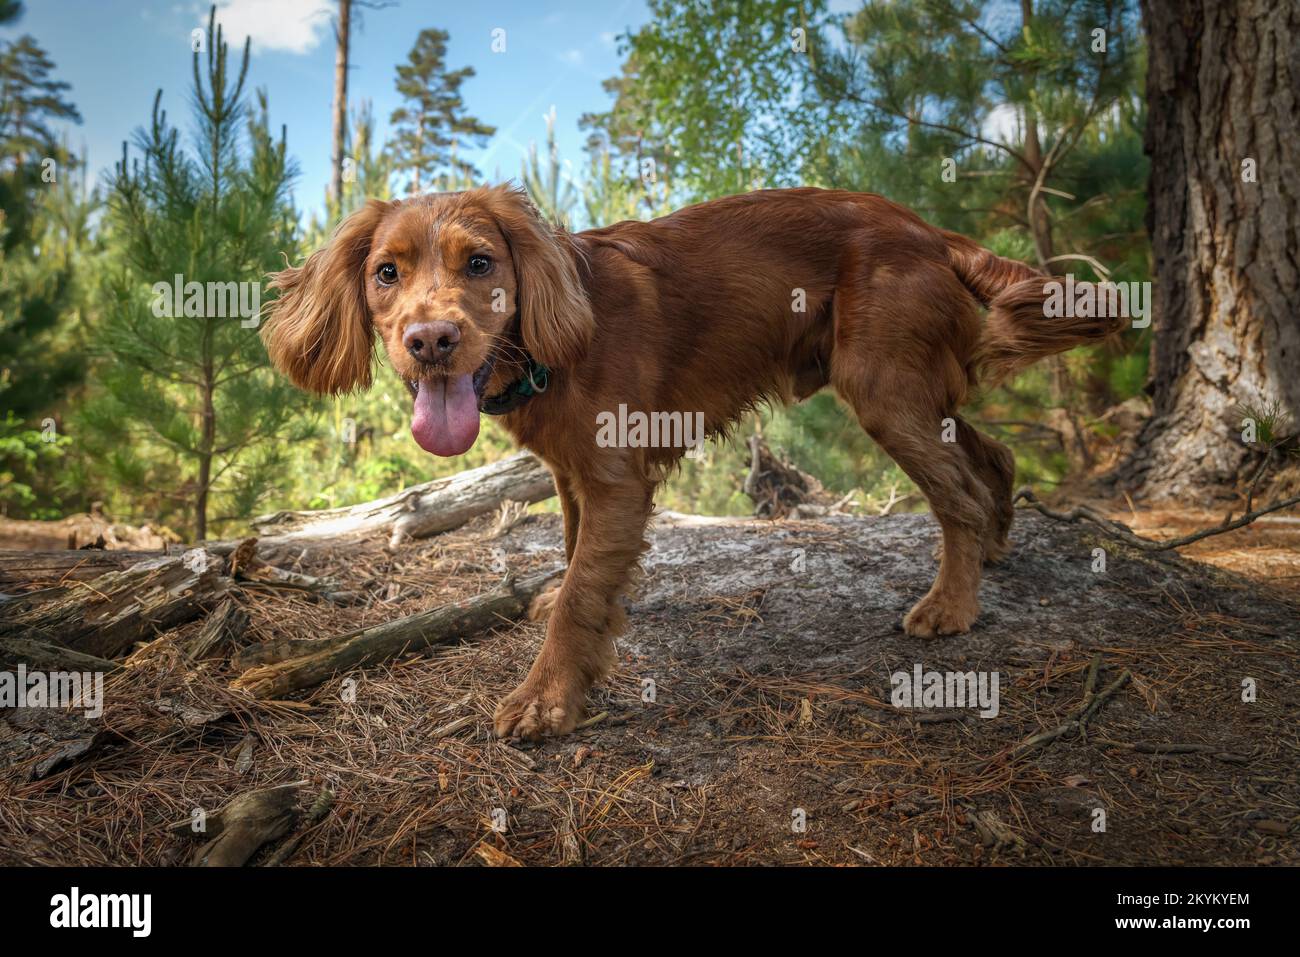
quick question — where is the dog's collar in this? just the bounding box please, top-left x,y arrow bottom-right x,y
480,355 -> 551,416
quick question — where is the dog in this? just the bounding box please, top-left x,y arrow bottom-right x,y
262,185 -> 1120,740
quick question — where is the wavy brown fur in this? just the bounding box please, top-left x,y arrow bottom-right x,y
943,231 -> 1125,387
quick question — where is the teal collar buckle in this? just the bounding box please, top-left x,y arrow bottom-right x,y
480,356 -> 551,416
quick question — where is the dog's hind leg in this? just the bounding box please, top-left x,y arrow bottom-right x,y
830,259 -> 994,637
954,418 -> 1016,563
847,398 -> 994,637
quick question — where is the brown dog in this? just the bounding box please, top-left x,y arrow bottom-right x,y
262,185 -> 1120,740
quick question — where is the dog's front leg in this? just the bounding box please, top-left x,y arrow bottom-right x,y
494,474 -> 653,740
527,468 -> 580,623
555,470 -> 581,563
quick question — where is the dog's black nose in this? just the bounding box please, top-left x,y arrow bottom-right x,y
404,321 -> 460,364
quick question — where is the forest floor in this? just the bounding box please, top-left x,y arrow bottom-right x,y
0,500 -> 1297,866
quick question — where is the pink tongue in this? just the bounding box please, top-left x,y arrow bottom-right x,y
411,374 -> 481,456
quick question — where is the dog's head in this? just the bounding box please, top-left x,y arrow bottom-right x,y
262,184 -> 593,456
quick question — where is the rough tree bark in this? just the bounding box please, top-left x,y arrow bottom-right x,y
0,549 -> 163,587
0,550 -> 230,659
1130,0 -> 1299,497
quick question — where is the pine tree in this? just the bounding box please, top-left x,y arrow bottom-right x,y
521,106 -> 578,229
0,0 -> 89,516
0,30 -> 80,165
82,7 -> 310,540
810,0 -> 1140,277
579,51 -> 675,213
0,0 -> 83,390
583,144 -> 675,228
333,99 -> 395,219
387,28 -> 494,194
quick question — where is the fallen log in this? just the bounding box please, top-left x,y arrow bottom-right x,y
0,549 -> 231,660
236,563 -> 361,604
0,543 -> 323,589
262,787 -> 334,866
174,782 -> 305,867
0,636 -> 121,674
226,537 -> 360,604
230,568 -> 560,699
248,450 -> 556,547
181,597 -> 250,660
0,549 -> 168,588
0,708 -> 109,780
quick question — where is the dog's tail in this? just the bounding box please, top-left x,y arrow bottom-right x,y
943,232 -> 1124,387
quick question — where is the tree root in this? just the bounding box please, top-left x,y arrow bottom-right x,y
1013,486 -> 1300,551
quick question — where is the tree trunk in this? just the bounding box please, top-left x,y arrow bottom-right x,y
329,0 -> 351,204
412,122 -> 423,194
196,373 -> 214,541
1130,0 -> 1300,498
1020,0 -> 1058,275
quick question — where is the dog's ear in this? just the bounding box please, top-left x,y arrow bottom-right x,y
262,200 -> 391,395
481,185 -> 593,369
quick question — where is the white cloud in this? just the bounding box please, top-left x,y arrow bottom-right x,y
207,0 -> 333,55
981,103 -> 1021,146
559,49 -> 584,66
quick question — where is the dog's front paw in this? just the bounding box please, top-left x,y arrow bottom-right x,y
903,593 -> 978,638
493,676 -> 586,741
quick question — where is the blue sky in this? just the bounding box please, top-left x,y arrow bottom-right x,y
3,0 -> 651,217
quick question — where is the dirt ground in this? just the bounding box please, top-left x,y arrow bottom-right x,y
0,504 -> 1297,866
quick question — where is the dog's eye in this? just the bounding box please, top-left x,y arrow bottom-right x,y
377,263 -> 398,285
467,254 -> 492,277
